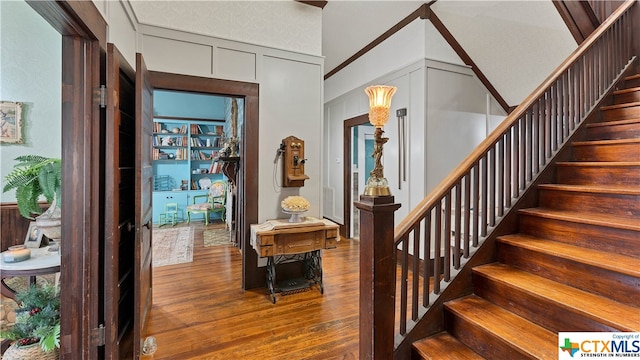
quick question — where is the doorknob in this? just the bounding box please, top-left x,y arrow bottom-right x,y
127,222 -> 134,232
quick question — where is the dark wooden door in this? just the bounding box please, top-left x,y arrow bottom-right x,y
104,43 -> 136,359
134,52 -> 154,358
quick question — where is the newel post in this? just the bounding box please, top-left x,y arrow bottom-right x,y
355,195 -> 401,360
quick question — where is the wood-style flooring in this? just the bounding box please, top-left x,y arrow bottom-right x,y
144,222 -> 360,360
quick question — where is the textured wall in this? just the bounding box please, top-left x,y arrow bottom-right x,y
129,1 -> 322,56
433,0 -> 576,106
0,1 -> 62,203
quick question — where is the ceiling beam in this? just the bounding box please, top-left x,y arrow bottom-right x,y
297,1 -> 328,10
324,2 -> 432,80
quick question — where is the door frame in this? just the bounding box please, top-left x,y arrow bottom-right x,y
26,1 -> 106,358
148,72 -> 261,289
342,114 -> 369,239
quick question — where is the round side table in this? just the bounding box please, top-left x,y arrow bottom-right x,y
0,246 -> 61,299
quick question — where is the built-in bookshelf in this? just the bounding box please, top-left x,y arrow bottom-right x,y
152,116 -> 226,223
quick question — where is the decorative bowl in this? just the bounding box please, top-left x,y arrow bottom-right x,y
282,209 -> 307,223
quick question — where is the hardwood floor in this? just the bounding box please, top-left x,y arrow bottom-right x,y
144,222 -> 360,359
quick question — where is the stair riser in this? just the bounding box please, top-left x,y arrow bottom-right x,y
603,106 -> 640,121
614,90 -> 640,104
444,309 -> 538,360
586,122 -> 640,140
473,272 -> 623,333
556,165 -> 640,186
519,215 -> 640,258
538,189 -> 640,217
573,143 -> 640,162
625,77 -> 640,88
412,333 -> 486,360
497,242 -> 639,307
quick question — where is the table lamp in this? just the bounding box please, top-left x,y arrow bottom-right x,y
363,85 -> 397,196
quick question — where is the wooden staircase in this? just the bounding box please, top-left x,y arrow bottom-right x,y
413,73 -> 640,359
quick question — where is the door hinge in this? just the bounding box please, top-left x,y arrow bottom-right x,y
91,324 -> 105,346
98,85 -> 107,108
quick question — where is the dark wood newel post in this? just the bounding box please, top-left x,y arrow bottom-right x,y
355,195 -> 401,360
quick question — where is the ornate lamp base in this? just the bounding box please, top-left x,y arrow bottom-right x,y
363,176 -> 391,196
364,185 -> 391,196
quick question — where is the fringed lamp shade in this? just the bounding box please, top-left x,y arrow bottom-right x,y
365,85 -> 397,128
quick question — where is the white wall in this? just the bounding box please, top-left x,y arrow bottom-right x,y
91,0 -> 138,67
128,0 -> 322,57
325,19 -> 428,103
433,0 -> 576,106
0,1 -> 62,202
262,56 -> 323,220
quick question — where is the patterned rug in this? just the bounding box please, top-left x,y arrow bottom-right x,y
153,227 -> 194,267
203,227 -> 232,247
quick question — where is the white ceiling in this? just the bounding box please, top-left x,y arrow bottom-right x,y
320,0 -> 572,77
321,1 -> 425,74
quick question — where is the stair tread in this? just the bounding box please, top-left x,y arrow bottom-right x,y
474,263 -> 640,330
573,138 -> 640,146
625,74 -> 640,80
601,101 -> 640,111
446,295 -> 557,358
587,118 -> 640,127
519,207 -> 640,231
614,86 -> 640,95
538,183 -> 640,195
498,233 -> 640,277
556,161 -> 640,167
413,333 -> 485,360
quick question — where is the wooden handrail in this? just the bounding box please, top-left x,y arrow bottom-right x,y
394,0 -> 636,243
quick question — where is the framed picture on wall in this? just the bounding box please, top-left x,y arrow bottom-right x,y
0,101 -> 24,144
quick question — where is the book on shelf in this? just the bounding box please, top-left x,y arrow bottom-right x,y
190,137 -> 206,147
190,123 -> 205,134
189,150 -> 220,160
208,160 -> 223,174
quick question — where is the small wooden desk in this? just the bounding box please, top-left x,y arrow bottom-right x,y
251,218 -> 339,303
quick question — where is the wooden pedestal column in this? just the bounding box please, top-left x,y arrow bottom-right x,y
355,195 -> 401,360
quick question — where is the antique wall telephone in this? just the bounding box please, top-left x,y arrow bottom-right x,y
276,135 -> 309,187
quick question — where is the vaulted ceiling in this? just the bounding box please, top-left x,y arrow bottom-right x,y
319,1 -> 574,78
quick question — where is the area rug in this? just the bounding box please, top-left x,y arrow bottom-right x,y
153,227 -> 194,267
203,227 -> 231,247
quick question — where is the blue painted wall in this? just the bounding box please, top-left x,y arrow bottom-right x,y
1,1 -> 62,203
154,90 -> 226,119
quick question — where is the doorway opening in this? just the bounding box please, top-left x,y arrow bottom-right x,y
350,123 -> 375,239
148,71 -> 261,290
342,113 -> 370,240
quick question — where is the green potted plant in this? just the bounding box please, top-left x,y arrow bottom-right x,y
0,284 -> 60,359
2,155 -> 62,240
